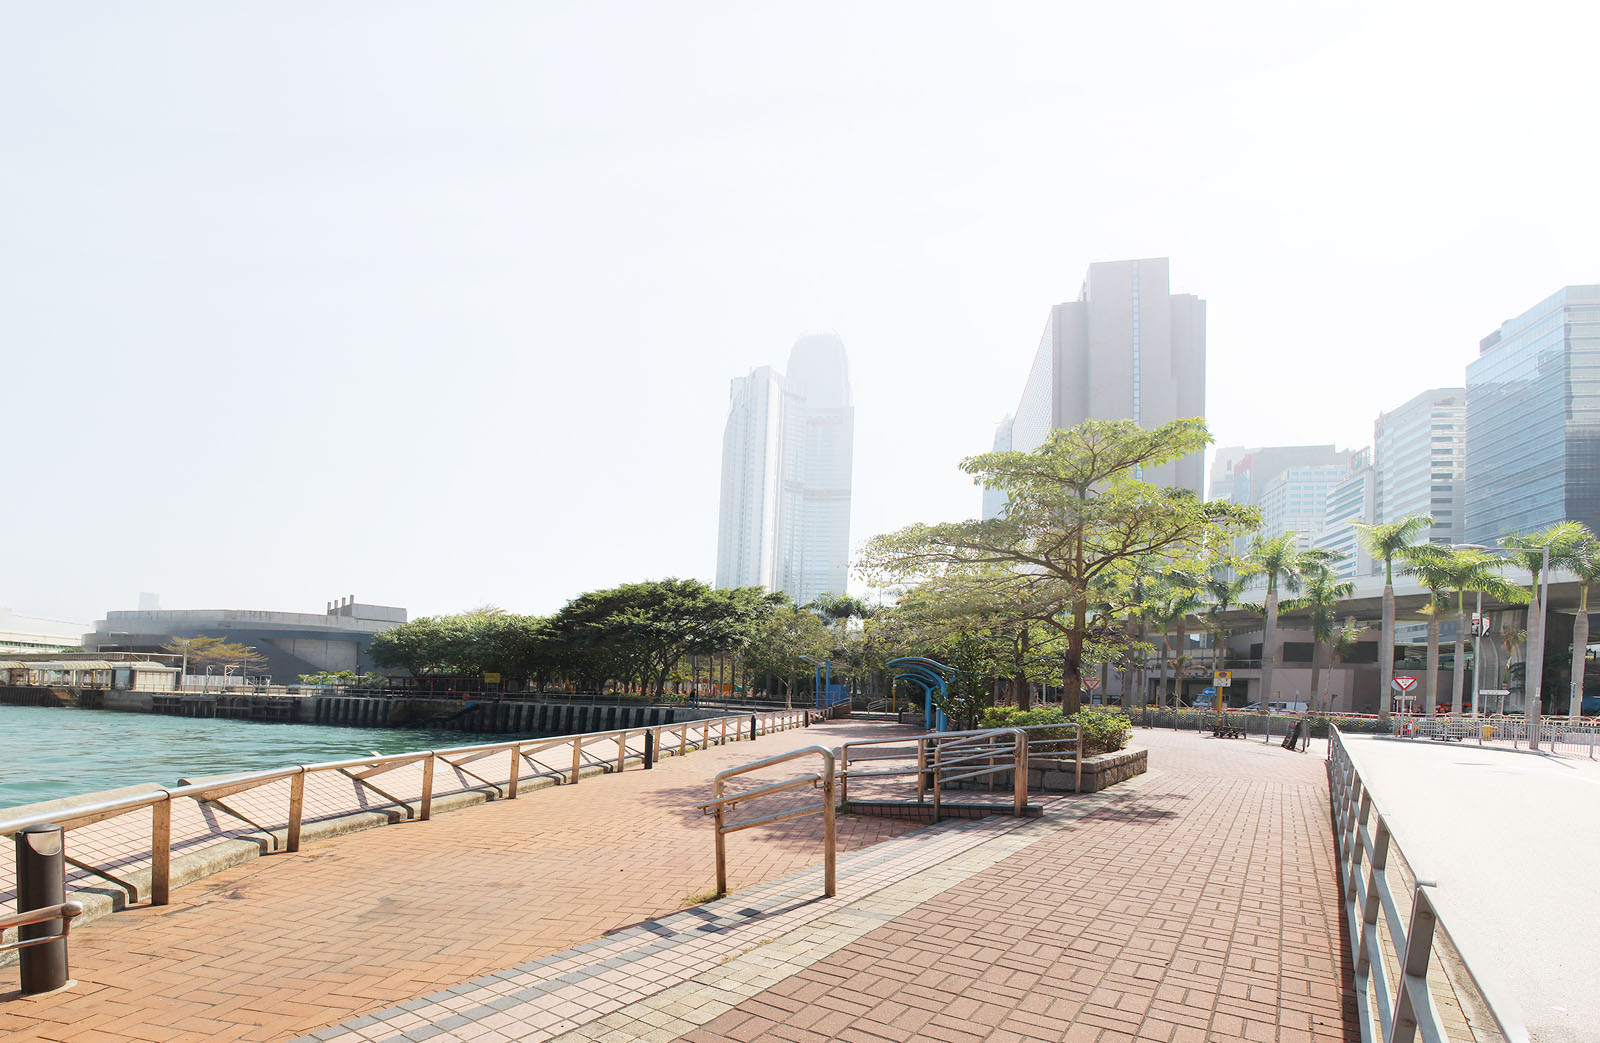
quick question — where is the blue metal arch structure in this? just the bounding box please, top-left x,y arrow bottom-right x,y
886,656 -> 954,731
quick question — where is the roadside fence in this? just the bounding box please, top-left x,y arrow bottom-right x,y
1328,727 -> 1525,1043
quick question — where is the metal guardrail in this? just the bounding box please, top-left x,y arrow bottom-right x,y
839,725 -> 1063,818
0,901 -> 84,955
1328,727 -> 1524,1043
695,745 -> 835,898
0,709 -> 812,908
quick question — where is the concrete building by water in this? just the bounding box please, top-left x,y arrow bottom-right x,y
83,595 -> 407,684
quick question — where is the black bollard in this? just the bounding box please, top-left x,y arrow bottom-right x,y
16,823 -> 69,995
643,729 -> 655,770
749,715 -> 757,741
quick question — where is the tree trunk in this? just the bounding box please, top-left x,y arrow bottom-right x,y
1064,595 -> 1088,714
1014,628 -> 1032,711
1173,616 -> 1188,709
1424,609 -> 1440,716
1527,580 -> 1545,739
1259,586 -> 1279,721
1451,596 -> 1467,716
1308,639 -> 1325,716
1157,633 -> 1170,714
1569,590 -> 1589,720
1379,583 -> 1395,724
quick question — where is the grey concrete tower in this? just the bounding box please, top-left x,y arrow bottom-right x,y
1008,258 -> 1206,493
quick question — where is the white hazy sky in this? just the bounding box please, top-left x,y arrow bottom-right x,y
5,1 -> 1599,624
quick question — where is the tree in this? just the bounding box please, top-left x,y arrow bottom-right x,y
1439,549 -> 1526,716
743,605 -> 831,704
859,418 -> 1259,713
1400,544 -> 1454,716
161,635 -> 223,679
1554,531 -> 1600,720
1502,522 -> 1587,733
1201,567 -> 1252,687
1148,575 -> 1204,710
1327,617 -> 1370,712
546,580 -> 782,697
1250,533 -> 1304,719
1280,549 -> 1351,716
1354,515 -> 1431,725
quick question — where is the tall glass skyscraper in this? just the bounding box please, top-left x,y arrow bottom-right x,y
715,335 -> 854,606
1465,286 -> 1600,544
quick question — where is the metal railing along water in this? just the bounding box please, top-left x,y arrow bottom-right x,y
0,709 -> 813,910
694,746 -> 836,898
1327,727 -> 1524,1043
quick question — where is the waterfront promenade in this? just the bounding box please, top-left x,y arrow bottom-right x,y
5,724 -> 1359,1042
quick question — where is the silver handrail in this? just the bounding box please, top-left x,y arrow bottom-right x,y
1328,727 -> 1527,1043
839,723 -> 1077,807
0,708 -> 811,907
695,745 -> 835,898
0,900 -> 85,953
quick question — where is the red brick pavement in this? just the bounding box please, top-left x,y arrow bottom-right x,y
0,719 -> 921,1043
681,729 -> 1356,1043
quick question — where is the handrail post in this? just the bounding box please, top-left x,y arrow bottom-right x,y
1012,729 -> 1028,816
287,771 -> 305,852
917,737 -> 927,804
151,800 -> 171,905
822,750 -> 836,897
420,753 -> 435,820
617,731 -> 627,771
679,724 -> 688,755
508,745 -> 521,798
713,775 -> 728,897
571,737 -> 582,784
14,824 -> 68,994
1075,726 -> 1083,793
932,741 -> 942,823
839,746 -> 849,808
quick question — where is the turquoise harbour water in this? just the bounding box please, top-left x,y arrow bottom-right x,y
0,704 -> 532,811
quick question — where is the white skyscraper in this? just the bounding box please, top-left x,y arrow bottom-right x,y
715,334 -> 854,606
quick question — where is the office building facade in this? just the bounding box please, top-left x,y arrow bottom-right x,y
1000,258 -> 1206,493
1466,285 -> 1600,544
1311,449 -> 1377,581
1257,463 -> 1350,550
715,334 -> 854,606
1375,388 -> 1465,547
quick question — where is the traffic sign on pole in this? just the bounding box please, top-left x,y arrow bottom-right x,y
1213,670 -> 1232,688
1392,676 -> 1419,693
1083,678 -> 1101,691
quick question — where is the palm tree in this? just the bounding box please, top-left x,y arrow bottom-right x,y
1250,533 -> 1304,722
1202,567 -> 1251,709
1400,544 -> 1455,716
1502,522 -> 1586,732
1148,580 -> 1204,710
1327,617 -> 1370,713
1557,533 -> 1600,720
1354,515 -> 1431,724
1281,550 -> 1352,716
1441,549 -> 1527,716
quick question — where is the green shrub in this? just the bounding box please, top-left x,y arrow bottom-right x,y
978,705 -> 1132,756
